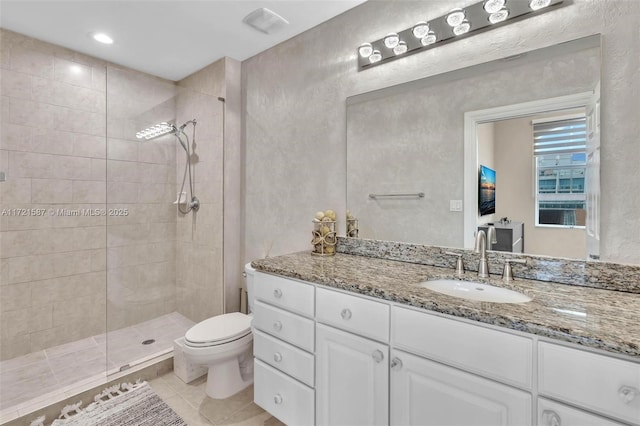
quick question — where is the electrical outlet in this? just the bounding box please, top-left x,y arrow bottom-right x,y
450,200 -> 463,212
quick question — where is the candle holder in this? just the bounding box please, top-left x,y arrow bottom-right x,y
346,218 -> 359,238
311,219 -> 336,256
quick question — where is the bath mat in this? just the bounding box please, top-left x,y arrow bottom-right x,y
48,381 -> 186,426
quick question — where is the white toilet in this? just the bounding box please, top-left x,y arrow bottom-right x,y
181,263 -> 255,399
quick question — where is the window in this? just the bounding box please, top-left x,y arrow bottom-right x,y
534,116 -> 587,227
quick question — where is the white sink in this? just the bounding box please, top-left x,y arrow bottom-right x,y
421,279 -> 532,304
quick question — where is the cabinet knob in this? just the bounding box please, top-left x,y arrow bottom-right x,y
274,352 -> 283,363
541,410 -> 561,426
273,288 -> 283,298
372,349 -> 384,363
619,385 -> 639,403
274,394 -> 283,405
341,308 -> 352,320
273,321 -> 282,331
390,357 -> 403,371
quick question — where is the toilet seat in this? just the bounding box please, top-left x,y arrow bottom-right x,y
185,312 -> 252,348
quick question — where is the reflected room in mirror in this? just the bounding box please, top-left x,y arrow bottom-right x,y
346,35 -> 601,261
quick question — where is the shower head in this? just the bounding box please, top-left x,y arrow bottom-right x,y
135,122 -> 177,140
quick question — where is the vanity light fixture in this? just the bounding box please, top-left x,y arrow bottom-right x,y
356,0 -> 566,70
489,8 -> 510,24
393,41 -> 408,55
383,33 -> 400,49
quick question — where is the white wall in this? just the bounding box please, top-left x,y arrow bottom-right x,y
242,0 -> 640,265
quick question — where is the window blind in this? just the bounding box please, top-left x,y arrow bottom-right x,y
533,117 -> 586,156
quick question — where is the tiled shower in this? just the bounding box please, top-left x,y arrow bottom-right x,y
0,29 -> 238,419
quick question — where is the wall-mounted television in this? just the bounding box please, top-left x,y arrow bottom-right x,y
479,165 -> 496,216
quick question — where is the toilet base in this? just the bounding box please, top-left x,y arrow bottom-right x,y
205,356 -> 254,399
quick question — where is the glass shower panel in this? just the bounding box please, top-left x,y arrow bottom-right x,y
105,69 -> 223,373
0,29 -> 108,416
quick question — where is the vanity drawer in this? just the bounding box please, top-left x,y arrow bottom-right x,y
538,342 -> 640,425
316,286 -> 390,343
254,271 -> 315,317
254,359 -> 314,426
253,300 -> 315,352
392,306 -> 533,389
254,329 -> 315,387
537,398 -> 627,426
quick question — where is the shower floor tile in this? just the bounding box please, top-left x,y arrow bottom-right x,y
0,311 -> 194,415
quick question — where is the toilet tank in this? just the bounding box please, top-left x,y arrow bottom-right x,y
245,263 -> 256,314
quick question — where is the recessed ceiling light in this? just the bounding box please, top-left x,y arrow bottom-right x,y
92,33 -> 114,44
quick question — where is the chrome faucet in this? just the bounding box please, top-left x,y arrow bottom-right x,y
474,226 -> 497,278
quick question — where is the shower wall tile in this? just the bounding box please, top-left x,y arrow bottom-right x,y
53,58 -> 93,89
72,180 -> 106,203
9,45 -> 54,78
106,159 -> 138,182
0,69 -> 31,99
107,138 -> 138,161
73,134 -> 106,159
30,178 -> 73,203
5,250 -> 93,284
0,283 -> 31,312
9,151 -> 93,180
107,181 -> 138,204
0,177 -> 30,204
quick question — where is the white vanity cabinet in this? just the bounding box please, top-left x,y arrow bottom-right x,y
390,349 -> 532,426
251,270 -> 640,426
315,287 -> 390,426
252,272 -> 315,426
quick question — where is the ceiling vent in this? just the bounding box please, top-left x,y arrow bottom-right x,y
242,8 -> 289,34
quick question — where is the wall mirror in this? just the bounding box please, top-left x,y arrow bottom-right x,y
346,35 -> 601,261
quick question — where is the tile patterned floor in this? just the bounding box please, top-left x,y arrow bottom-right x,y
0,312 -> 194,415
149,372 -> 286,426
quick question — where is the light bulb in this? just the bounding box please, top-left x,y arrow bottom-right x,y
358,43 -> 373,58
453,21 -> 471,36
369,50 -> 382,63
412,21 -> 429,38
489,8 -> 509,23
421,32 -> 437,46
383,33 -> 400,49
529,0 -> 551,10
92,33 -> 114,44
393,41 -> 408,55
483,0 -> 506,14
446,9 -> 466,27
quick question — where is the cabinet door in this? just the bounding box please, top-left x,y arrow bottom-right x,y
390,349 -> 531,426
316,324 -> 388,426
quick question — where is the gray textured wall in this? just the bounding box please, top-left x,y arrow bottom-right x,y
243,0 -> 640,265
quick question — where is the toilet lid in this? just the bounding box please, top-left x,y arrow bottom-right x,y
185,312 -> 252,346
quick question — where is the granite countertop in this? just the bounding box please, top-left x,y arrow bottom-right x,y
252,252 -> 640,360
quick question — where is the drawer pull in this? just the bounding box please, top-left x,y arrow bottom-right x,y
541,410 -> 561,426
273,352 -> 283,363
274,394 -> 283,405
341,308 -> 352,320
618,385 -> 639,403
273,288 -> 283,298
273,321 -> 282,331
390,357 -> 403,371
372,349 -> 384,363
